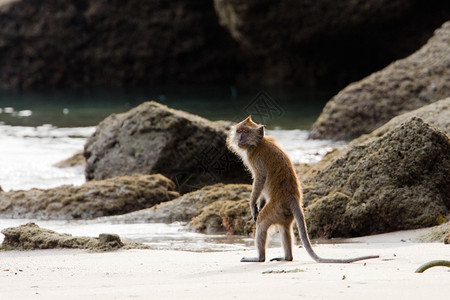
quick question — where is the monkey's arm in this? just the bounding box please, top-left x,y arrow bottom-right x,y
250,175 -> 266,221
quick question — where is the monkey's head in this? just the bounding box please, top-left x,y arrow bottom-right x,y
227,116 -> 264,151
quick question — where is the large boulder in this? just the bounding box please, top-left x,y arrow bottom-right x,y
310,21 -> 450,140
0,0 -> 241,89
84,101 -> 250,193
214,0 -> 450,87
303,118 -> 450,238
299,98 -> 450,186
111,183 -> 251,224
0,174 -> 179,219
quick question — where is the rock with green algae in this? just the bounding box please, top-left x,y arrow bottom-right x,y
303,118 -> 450,238
110,183 -> 252,224
0,223 -> 149,251
189,199 -> 254,235
0,174 -> 179,219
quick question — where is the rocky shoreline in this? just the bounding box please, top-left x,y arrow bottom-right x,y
1,98 -> 449,249
1,17 -> 450,248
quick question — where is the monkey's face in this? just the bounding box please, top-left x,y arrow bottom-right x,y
229,116 -> 264,149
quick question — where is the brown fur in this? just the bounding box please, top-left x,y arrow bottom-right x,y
227,116 -> 379,263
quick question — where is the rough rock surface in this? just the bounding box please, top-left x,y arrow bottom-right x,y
353,97 -> 450,145
0,0 -> 241,89
214,0 -> 450,86
112,183 -> 251,224
84,101 -> 250,193
189,199 -> 253,235
303,118 -> 450,238
0,1 -> 448,89
0,223 -> 148,251
310,21 -> 450,140
416,222 -> 450,243
0,174 -> 179,219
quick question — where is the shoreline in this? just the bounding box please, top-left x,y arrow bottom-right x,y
1,237 -> 448,299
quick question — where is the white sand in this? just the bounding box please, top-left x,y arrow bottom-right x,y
1,236 -> 449,300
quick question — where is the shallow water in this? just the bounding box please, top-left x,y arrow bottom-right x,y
0,219 -> 254,252
0,88 -> 343,251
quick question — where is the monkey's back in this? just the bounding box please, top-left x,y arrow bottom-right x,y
251,137 -> 301,205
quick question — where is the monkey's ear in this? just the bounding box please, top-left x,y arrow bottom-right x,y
258,125 -> 264,138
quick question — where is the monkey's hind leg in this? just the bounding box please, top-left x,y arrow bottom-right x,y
270,224 -> 293,262
241,219 -> 270,262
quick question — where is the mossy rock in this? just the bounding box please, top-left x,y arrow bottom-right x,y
113,183 -> 252,223
189,199 -> 254,235
304,118 -> 450,238
0,174 -> 179,219
0,223 -> 148,251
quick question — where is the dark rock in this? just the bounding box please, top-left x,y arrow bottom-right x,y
0,0 -> 242,89
310,21 -> 450,140
0,0 -> 448,89
112,183 -> 251,224
0,223 -> 148,251
0,174 -> 179,219
215,0 -> 450,87
84,101 -> 250,193
303,118 -> 450,238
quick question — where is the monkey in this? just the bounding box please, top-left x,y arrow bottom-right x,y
227,116 -> 379,263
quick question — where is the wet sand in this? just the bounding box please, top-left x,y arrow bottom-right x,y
1,234 -> 449,299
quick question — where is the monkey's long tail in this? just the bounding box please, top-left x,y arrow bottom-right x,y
290,201 -> 379,263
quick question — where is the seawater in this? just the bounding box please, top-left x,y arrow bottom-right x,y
0,88 -> 343,251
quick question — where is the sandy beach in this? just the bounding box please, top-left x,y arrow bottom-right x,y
1,230 -> 449,300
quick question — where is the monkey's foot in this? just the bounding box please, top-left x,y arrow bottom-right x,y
270,257 -> 293,262
240,257 -> 265,262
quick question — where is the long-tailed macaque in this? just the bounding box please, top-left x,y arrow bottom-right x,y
227,116 -> 379,263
